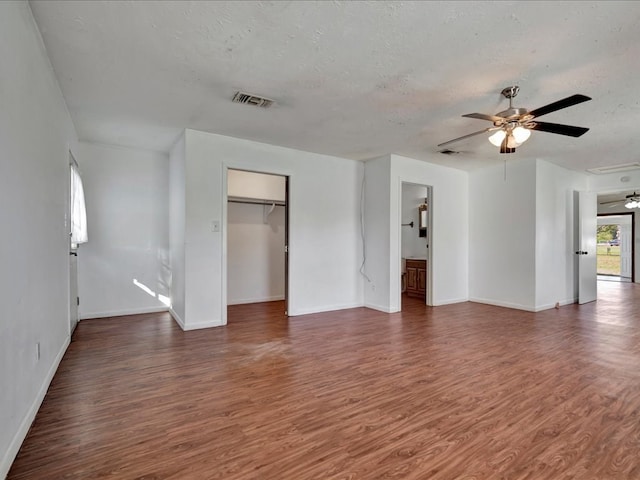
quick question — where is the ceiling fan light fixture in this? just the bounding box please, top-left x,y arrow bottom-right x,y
625,199 -> 638,209
506,134 -> 521,149
512,126 -> 531,144
488,130 -> 506,147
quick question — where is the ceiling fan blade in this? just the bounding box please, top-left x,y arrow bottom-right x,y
599,199 -> 624,205
462,113 -> 505,123
528,94 -> 591,118
529,121 -> 589,137
437,128 -> 494,147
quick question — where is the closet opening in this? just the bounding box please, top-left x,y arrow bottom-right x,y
226,169 -> 289,319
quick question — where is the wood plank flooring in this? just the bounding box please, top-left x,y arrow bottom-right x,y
9,281 -> 640,479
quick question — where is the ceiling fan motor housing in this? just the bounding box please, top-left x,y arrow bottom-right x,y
494,108 -> 530,123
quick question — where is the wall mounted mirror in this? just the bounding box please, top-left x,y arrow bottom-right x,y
418,201 -> 427,237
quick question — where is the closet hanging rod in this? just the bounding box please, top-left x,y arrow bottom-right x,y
228,196 -> 285,207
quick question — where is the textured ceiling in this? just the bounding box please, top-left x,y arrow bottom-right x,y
29,1 -> 640,172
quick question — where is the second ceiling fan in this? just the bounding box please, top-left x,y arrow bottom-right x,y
438,86 -> 592,153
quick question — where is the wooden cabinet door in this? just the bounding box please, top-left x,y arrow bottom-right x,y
418,268 -> 426,292
406,267 -> 417,291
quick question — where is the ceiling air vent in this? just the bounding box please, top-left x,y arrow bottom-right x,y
587,162 -> 640,175
232,91 -> 274,108
439,149 -> 461,155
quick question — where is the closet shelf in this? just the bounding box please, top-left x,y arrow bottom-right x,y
228,196 -> 285,207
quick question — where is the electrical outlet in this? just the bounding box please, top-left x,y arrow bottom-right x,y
36,342 -> 40,361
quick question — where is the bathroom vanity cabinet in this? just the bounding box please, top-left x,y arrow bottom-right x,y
405,258 -> 426,299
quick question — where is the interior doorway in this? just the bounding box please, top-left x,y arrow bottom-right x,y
399,182 -> 432,310
597,213 -> 634,283
68,152 -> 81,337
225,169 -> 289,318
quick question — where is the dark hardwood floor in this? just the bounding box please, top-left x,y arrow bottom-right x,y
9,281 -> 640,479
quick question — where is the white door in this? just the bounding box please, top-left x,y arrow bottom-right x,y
620,223 -> 632,279
69,158 -> 80,335
578,191 -> 597,304
69,250 -> 79,335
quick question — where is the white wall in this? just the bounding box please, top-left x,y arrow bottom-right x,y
535,159 -> 588,309
228,202 -> 285,304
176,129 -> 364,329
390,155 -> 469,309
363,156 -> 392,311
401,183 -> 428,260
169,136 -> 186,324
469,158 -> 589,312
0,3 -> 78,476
469,158 -> 537,310
363,154 -> 469,312
75,142 -> 170,319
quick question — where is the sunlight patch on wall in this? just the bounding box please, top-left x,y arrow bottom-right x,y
133,279 -> 171,307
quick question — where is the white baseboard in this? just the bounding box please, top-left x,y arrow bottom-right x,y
80,305 -> 169,320
432,297 -> 468,306
169,309 -> 223,331
469,297 -> 536,312
1,336 -> 70,479
533,298 -> 578,312
182,319 -> 224,331
169,308 -> 185,330
470,296 -> 579,312
364,303 -> 396,313
228,295 -> 285,305
289,302 -> 364,316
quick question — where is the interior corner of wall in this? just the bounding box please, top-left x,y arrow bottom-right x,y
169,308 -> 186,330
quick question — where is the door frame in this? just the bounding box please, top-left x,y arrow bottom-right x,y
222,166 -> 290,323
398,181 -> 434,309
597,212 -> 635,282
68,151 -> 80,336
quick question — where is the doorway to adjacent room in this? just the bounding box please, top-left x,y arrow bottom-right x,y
597,213 -> 634,283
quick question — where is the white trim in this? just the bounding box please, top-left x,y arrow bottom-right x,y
182,319 -> 224,331
289,302 -> 365,316
170,309 -> 223,331
397,180 -> 435,309
432,297 -> 468,306
469,297 -> 537,312
470,297 -> 578,312
80,305 -> 169,320
364,303 -> 397,314
1,337 -> 70,479
221,163 -> 229,326
222,163 -> 293,325
533,298 -> 578,312
169,308 -> 185,330
228,295 -> 285,305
